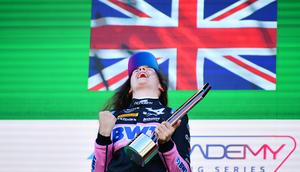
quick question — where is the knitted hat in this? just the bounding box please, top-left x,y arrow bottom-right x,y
128,52 -> 159,76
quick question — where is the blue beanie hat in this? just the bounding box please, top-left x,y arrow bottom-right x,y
128,52 -> 159,76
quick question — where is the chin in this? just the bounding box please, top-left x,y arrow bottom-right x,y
135,83 -> 156,90
136,78 -> 149,84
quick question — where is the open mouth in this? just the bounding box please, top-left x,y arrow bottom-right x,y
137,72 -> 149,79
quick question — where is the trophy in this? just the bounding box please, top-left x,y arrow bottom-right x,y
124,83 -> 212,166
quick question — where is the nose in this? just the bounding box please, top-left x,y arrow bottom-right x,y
138,66 -> 147,72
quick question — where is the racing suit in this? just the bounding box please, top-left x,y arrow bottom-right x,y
92,98 -> 191,172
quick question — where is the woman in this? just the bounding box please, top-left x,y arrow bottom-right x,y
92,52 -> 190,172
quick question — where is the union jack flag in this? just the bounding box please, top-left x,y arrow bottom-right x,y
88,0 -> 277,90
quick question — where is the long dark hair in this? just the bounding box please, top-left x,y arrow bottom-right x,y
103,72 -> 168,110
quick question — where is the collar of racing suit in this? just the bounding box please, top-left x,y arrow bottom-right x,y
129,98 -> 163,108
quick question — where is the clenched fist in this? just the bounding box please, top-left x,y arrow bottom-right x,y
98,111 -> 117,137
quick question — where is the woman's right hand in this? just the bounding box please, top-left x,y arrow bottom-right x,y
98,111 -> 117,137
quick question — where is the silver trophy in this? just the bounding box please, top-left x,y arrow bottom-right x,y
124,83 -> 212,166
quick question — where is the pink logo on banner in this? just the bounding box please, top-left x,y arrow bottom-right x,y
190,136 -> 296,172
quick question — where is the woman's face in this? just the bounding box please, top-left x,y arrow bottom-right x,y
130,65 -> 161,92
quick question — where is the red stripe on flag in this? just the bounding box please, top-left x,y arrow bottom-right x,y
224,55 -> 276,84
91,27 -> 276,49
176,0 -> 198,89
89,70 -> 128,91
212,0 -> 257,21
109,0 -> 150,18
177,48 -> 197,89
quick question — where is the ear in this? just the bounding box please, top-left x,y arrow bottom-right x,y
158,84 -> 164,92
128,88 -> 133,94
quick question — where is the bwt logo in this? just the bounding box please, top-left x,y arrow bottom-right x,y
190,136 -> 297,172
112,125 -> 156,143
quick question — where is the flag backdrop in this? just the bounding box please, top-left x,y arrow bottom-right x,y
0,0 -> 300,171
88,0 -> 277,91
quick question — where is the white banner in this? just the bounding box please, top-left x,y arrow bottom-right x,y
189,121 -> 298,172
0,120 -> 298,172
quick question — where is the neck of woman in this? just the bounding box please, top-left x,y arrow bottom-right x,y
132,88 -> 160,99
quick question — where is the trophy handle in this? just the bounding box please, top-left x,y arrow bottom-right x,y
167,83 -> 211,126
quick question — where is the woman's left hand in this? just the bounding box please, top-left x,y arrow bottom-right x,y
155,120 -> 181,145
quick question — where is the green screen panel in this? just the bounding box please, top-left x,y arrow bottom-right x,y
0,0 -> 299,119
